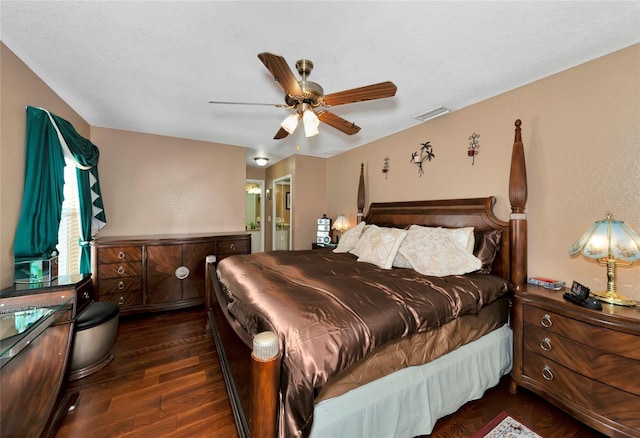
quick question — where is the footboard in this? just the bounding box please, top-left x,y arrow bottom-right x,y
206,258 -> 251,437
206,260 -> 281,438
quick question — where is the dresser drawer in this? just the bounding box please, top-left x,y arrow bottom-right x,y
99,262 -> 143,279
524,324 -> 640,396
99,277 -> 142,295
98,290 -> 143,309
523,304 -> 640,360
217,239 -> 249,256
523,350 -> 640,431
97,246 -> 142,264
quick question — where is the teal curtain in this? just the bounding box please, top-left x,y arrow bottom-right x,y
14,107 -> 67,260
14,106 -> 107,274
49,113 -> 107,273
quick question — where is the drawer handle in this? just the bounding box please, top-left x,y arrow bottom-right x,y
540,337 -> 552,351
175,266 -> 190,280
230,243 -> 235,250
118,296 -> 125,305
118,251 -> 126,260
542,365 -> 554,381
83,291 -> 90,299
117,266 -> 125,275
540,314 -> 553,328
118,281 -> 125,290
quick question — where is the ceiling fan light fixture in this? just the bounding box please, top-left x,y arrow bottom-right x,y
254,157 -> 269,166
281,113 -> 301,134
303,108 -> 320,137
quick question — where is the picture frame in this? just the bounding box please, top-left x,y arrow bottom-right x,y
286,192 -> 291,210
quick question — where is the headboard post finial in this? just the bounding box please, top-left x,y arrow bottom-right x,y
509,119 -> 527,288
357,163 -> 365,223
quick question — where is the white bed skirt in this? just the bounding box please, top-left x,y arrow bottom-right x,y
310,324 -> 513,438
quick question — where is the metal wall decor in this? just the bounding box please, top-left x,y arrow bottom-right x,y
382,156 -> 390,179
468,133 -> 480,165
410,141 -> 435,177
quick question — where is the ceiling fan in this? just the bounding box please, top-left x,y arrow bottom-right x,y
209,52 -> 397,140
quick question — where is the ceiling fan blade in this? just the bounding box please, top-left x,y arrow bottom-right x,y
258,53 -> 304,98
317,111 -> 361,135
274,127 -> 289,140
322,81 -> 397,107
208,100 -> 289,108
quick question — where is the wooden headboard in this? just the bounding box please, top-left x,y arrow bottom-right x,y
363,197 -> 510,279
357,119 -> 527,286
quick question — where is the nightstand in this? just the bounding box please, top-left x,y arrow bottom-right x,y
312,243 -> 337,250
510,285 -> 640,437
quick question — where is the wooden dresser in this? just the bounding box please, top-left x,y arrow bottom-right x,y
91,233 -> 250,315
511,285 -> 640,437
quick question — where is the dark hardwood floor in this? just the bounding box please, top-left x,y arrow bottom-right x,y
58,306 -> 606,438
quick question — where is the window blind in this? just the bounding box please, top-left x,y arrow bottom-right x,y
57,162 -> 81,276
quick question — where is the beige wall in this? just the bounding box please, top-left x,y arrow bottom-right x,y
292,155 -> 328,250
264,155 -> 328,251
246,166 -> 265,181
90,127 -> 246,237
0,43 -> 90,288
327,44 -> 640,301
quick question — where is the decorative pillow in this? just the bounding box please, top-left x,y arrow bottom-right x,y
392,250 -> 413,269
473,229 -> 503,274
398,226 -> 482,276
351,226 -> 407,269
394,225 -> 475,268
333,221 -> 366,253
408,225 -> 475,253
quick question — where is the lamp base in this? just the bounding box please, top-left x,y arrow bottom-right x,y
590,290 -> 637,307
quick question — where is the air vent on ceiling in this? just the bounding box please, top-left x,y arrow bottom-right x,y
414,106 -> 452,122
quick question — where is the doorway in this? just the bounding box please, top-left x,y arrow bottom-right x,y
272,175 -> 292,250
245,179 -> 264,253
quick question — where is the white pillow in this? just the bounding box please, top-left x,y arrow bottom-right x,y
333,221 -> 366,253
409,225 -> 475,253
398,226 -> 481,276
392,247 -> 413,268
392,226 -> 475,268
351,226 -> 407,269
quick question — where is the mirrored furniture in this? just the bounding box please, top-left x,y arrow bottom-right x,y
0,275 -> 92,437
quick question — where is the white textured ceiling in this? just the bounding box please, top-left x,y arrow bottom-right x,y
2,1 -> 639,167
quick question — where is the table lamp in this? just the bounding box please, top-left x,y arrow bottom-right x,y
569,213 -> 640,306
332,215 -> 350,243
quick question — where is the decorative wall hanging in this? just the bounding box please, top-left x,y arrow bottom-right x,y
468,133 -> 480,165
410,141 -> 435,177
382,156 -> 390,179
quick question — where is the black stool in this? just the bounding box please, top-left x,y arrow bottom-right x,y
69,302 -> 119,380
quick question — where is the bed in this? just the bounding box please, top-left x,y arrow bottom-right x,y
206,119 -> 528,438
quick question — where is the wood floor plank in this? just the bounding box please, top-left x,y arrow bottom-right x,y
144,355 -> 201,378
57,306 -> 606,438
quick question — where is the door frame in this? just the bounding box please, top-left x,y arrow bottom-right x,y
272,174 -> 292,250
246,179 -> 265,252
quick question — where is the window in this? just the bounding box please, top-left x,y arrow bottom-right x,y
56,161 -> 81,276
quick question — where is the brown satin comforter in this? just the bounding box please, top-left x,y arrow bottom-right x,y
216,250 -> 511,438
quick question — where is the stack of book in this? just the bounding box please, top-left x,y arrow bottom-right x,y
527,277 -> 566,290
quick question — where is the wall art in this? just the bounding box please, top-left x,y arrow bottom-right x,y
468,133 -> 480,165
410,141 -> 435,177
382,156 -> 390,179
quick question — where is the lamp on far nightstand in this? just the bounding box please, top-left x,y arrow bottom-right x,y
569,213 -> 640,306
332,215 -> 350,243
